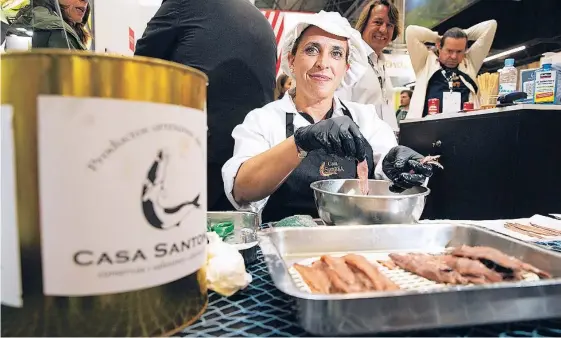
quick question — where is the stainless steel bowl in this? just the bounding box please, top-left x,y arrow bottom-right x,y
207,211 -> 260,265
310,179 -> 430,225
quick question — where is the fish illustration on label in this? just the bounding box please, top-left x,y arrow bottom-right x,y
142,149 -> 201,230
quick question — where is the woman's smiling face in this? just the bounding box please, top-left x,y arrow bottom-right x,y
288,26 -> 350,101
59,0 -> 88,23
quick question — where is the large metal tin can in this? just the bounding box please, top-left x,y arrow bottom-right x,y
1,50 -> 208,336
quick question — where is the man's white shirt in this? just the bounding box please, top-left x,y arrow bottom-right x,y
337,40 -> 399,131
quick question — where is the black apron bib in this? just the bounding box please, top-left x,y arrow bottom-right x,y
261,101 -> 374,223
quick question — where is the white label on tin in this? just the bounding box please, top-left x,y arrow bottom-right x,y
1,105 -> 24,307
37,96 -> 207,296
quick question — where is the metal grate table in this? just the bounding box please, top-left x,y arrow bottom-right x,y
179,241 -> 561,337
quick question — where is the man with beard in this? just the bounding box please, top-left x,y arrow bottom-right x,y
135,0 -> 277,211
405,20 -> 497,119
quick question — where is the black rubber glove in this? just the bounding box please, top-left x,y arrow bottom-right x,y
382,145 -> 434,192
294,116 -> 366,161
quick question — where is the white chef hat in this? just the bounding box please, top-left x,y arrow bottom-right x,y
279,11 -> 369,89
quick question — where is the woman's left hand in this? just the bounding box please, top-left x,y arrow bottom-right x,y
382,146 -> 435,191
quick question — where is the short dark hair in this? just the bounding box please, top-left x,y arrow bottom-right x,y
355,0 -> 401,41
401,89 -> 413,98
441,27 -> 467,48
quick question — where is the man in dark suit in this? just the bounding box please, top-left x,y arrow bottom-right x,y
136,0 -> 277,211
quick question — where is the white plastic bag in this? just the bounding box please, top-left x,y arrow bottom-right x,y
205,232 -> 252,297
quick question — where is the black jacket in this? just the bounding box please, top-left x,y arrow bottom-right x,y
135,0 -> 277,210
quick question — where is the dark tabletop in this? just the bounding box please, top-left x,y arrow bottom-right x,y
178,241 -> 561,337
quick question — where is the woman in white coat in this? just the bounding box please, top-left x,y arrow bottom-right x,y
222,11 -> 436,222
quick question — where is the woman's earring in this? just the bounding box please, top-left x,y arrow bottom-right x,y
290,66 -> 295,74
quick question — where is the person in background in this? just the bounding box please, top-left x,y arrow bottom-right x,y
8,0 -> 90,50
405,20 -> 497,119
336,0 -> 400,131
1,7 -> 9,47
274,73 -> 292,100
395,89 -> 412,122
222,11 -> 436,222
1,22 -> 7,49
135,0 -> 277,212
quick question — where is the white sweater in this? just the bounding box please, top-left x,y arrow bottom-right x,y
405,20 -> 498,120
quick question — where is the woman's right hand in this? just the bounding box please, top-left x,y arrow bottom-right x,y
294,116 -> 366,161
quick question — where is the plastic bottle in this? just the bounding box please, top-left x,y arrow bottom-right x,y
533,59 -> 561,104
498,58 -> 518,96
541,52 -> 561,70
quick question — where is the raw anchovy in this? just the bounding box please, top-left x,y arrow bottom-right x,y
420,155 -> 444,169
357,160 -> 369,195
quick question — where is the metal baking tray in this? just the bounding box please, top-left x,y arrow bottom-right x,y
259,224 -> 561,336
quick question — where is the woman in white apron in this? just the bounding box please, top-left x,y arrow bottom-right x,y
222,11 -> 436,222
